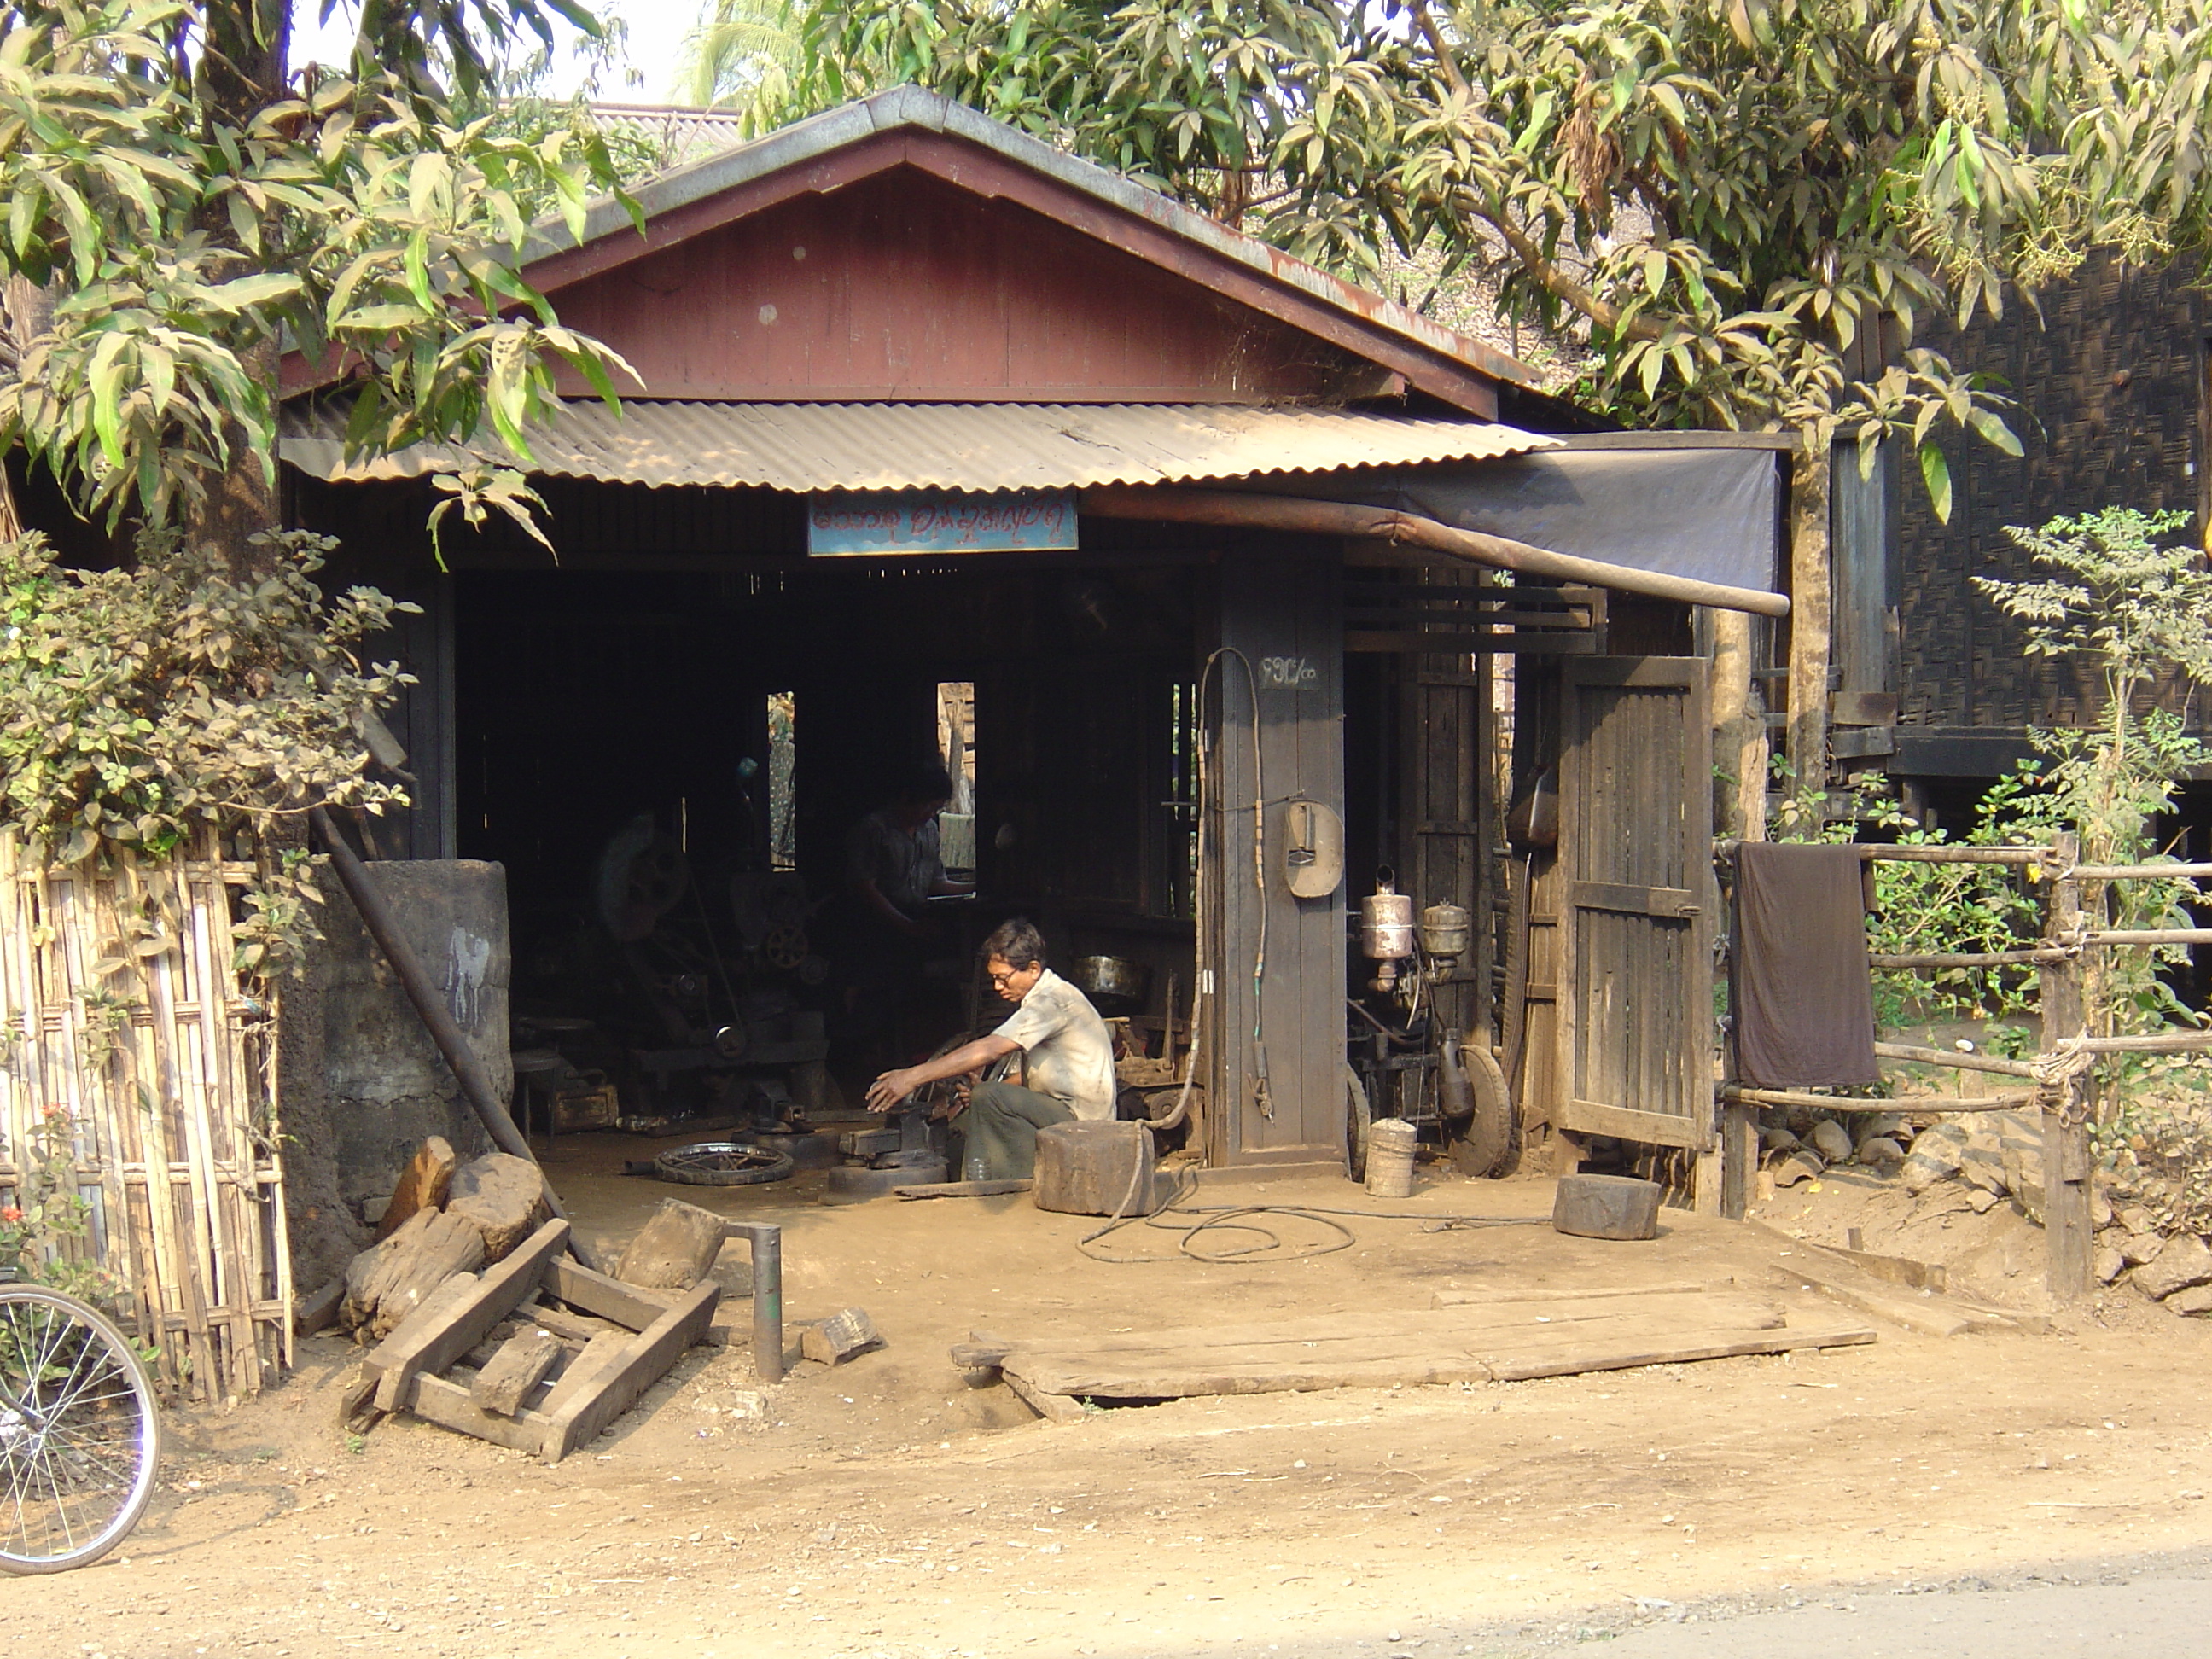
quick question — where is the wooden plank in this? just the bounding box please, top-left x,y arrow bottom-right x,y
369,1219 -> 571,1412
408,1372 -> 554,1456
543,1254 -> 679,1332
538,1331 -> 632,1421
992,1295 -> 1784,1363
1004,1371 -> 1090,1422
472,1328 -> 566,1416
543,1278 -> 720,1463
1481,1320 -> 1874,1382
1556,1095 -> 1707,1149
894,1179 -> 1034,1200
524,1301 -> 626,1344
1771,1266 -> 2012,1338
1431,1281 -> 1726,1307
1006,1317 -> 1873,1401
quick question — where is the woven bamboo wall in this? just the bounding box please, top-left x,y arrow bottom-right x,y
0,833 -> 291,1400
1896,253 -> 2206,736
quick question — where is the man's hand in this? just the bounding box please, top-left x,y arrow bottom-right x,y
864,1068 -> 923,1113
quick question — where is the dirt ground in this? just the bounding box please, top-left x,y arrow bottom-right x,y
15,1139 -> 2212,1659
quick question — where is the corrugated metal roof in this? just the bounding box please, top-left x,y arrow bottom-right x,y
277,401 -> 1558,492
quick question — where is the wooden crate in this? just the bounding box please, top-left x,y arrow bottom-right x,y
347,1219 -> 719,1463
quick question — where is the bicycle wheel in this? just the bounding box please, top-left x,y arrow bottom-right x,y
0,1284 -> 161,1574
653,1141 -> 795,1187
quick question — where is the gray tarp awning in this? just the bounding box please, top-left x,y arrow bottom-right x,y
1260,445 -> 1784,596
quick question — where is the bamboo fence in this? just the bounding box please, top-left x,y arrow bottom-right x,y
0,830 -> 290,1400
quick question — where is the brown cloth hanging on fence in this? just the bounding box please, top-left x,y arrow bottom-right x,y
1733,841 -> 1879,1088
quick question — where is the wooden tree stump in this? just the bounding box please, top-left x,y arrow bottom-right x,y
1033,1121 -> 1153,1216
344,1208 -> 489,1337
801,1307 -> 882,1365
375,1135 -> 457,1242
614,1199 -> 730,1289
446,1153 -> 551,1260
1551,1174 -> 1662,1242
471,1328 -> 564,1417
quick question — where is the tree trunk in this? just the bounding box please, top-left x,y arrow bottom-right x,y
1710,608 -> 1767,842
1782,437 -> 1832,837
190,5 -> 290,577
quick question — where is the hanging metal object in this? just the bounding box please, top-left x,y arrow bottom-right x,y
1359,871 -> 1416,994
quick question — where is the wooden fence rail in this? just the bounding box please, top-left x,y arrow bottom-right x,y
0,831 -> 289,1400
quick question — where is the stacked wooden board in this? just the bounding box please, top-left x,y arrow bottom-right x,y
342,1219 -> 720,1462
963,1286 -> 1873,1420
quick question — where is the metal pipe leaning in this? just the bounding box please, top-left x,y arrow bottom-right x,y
1078,485 -> 1791,619
308,806 -> 601,1272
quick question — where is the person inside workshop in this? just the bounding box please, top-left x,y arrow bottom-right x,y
840,761 -> 974,1069
862,917 -> 1116,1179
847,760 -> 974,930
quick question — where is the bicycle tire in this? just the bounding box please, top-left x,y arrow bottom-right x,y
0,1284 -> 161,1575
653,1141 -> 795,1187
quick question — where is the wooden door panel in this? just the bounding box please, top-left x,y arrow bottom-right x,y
1554,656 -> 1714,1150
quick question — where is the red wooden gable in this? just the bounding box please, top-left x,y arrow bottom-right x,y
544,167 -> 1392,405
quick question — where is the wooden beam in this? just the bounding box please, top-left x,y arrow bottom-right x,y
1871,1041 -> 2038,1080
1724,1086 -> 2034,1113
542,1279 -> 720,1463
368,1220 -> 571,1414
1080,486 -> 1790,617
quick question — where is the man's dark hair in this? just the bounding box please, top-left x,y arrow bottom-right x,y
981,917 -> 1045,969
894,761 -> 956,806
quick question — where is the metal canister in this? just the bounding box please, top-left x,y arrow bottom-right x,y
1358,882 -> 1416,964
1418,902 -> 1471,961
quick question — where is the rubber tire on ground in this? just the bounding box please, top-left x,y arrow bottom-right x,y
1345,1063 -> 1372,1183
1452,1043 -> 1514,1179
652,1141 -> 796,1187
0,1284 -> 162,1575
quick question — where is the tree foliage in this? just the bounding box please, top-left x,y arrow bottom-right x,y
0,1 -> 638,540
794,2 -> 2212,494
0,527 -> 414,968
1978,509 -> 2212,1039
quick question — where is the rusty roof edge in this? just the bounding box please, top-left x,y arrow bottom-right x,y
520,87 -> 1546,395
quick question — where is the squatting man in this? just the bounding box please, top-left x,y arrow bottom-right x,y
862,918 -> 1115,1180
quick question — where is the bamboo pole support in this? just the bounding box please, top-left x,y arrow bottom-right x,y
1871,1041 -> 2039,1080
2040,831 -> 2092,1301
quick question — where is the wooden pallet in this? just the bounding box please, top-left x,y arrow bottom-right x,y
973,1289 -> 1874,1417
346,1219 -> 719,1462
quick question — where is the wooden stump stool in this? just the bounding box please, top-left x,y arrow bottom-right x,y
1033,1121 -> 1154,1216
1551,1173 -> 1662,1241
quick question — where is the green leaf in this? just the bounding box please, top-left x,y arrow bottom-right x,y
1919,443 -> 1953,524
1968,408 -> 2023,457
203,272 -> 303,313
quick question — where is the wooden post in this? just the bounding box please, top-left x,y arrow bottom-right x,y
2040,831 -> 2093,1300
1782,437 -> 1831,835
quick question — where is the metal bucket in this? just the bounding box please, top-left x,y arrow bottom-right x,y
1364,1117 -> 1419,1198
1071,954 -> 1150,1006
